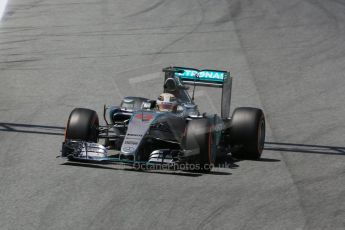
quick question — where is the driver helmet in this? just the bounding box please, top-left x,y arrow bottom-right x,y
156,93 -> 178,112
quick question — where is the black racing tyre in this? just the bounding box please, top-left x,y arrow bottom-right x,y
183,118 -> 213,172
229,107 -> 265,160
65,108 -> 99,142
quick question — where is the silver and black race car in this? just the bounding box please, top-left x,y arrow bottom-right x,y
61,66 -> 265,172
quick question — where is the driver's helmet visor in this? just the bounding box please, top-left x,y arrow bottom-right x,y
159,102 -> 173,111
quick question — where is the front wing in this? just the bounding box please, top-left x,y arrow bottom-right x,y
61,140 -> 181,168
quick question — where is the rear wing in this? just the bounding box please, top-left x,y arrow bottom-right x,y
174,67 -> 227,88
163,66 -> 232,119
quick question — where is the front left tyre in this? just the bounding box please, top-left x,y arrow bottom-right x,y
182,118 -> 213,172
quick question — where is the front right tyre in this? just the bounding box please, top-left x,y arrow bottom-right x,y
65,108 -> 99,143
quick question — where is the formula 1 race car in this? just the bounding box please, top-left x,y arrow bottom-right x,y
61,66 -> 265,172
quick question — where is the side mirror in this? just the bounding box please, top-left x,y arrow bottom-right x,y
176,105 -> 184,113
142,100 -> 156,110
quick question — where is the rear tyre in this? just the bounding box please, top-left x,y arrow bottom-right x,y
65,108 -> 99,142
229,107 -> 265,160
183,119 -> 213,172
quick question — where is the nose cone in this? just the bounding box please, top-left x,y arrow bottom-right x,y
120,111 -> 156,158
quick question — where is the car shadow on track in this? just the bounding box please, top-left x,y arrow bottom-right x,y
215,154 -> 280,169
264,142 -> 345,156
62,162 -> 232,177
0,122 -> 64,136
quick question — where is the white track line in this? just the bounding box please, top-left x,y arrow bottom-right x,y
0,0 -> 9,22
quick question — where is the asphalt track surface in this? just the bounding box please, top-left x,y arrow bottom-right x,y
0,0 -> 345,229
